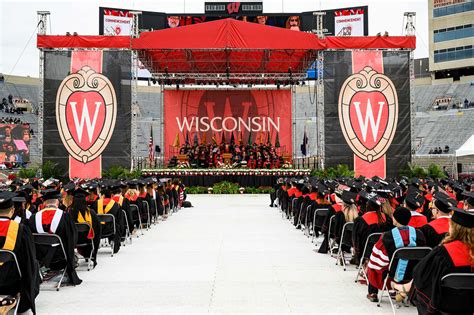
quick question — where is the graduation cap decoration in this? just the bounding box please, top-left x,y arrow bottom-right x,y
405,191 -> 425,210
63,182 -> 76,193
366,192 -> 382,206
340,190 -> 357,205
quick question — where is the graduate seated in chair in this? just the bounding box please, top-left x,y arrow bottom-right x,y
418,195 -> 452,248
69,189 -> 101,268
28,188 -> 82,286
0,191 -> 40,314
91,184 -> 123,254
366,206 -> 426,302
352,192 -> 393,267
394,208 -> 473,315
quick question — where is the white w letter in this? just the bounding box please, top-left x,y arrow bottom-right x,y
70,99 -> 101,143
353,100 -> 384,142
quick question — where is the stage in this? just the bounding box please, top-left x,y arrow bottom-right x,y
142,169 -> 311,187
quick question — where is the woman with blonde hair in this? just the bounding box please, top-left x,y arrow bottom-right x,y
394,208 -> 473,314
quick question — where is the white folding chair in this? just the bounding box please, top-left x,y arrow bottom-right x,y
377,246 -> 432,313
354,232 -> 383,284
335,222 -> 354,270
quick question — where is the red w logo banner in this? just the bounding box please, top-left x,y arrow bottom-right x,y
45,50 -> 131,179
324,50 -> 411,178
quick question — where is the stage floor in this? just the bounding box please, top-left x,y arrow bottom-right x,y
36,195 -> 416,314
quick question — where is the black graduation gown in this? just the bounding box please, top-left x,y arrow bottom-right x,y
119,197 -> 135,234
28,210 -> 82,285
0,218 -> 40,314
145,193 -> 157,218
156,194 -> 165,216
318,205 -> 338,253
352,212 -> 393,261
418,217 -> 450,249
69,208 -> 101,263
411,241 -> 473,315
91,200 -> 122,254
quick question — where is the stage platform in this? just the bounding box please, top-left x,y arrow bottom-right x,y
142,169 -> 311,187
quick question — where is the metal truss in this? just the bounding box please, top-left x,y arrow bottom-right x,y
409,50 -> 415,160
316,51 -> 325,170
149,72 -> 308,84
37,11 -> 49,167
130,11 -> 141,167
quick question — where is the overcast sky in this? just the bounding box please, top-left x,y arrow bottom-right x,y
0,0 -> 428,77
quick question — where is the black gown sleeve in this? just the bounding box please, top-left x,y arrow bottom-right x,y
352,217 -> 368,259
17,224 -> 40,314
61,212 -> 82,285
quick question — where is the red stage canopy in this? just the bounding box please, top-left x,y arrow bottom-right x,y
37,18 -> 415,82
134,19 -> 321,77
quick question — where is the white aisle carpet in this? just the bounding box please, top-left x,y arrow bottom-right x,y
36,194 -> 416,314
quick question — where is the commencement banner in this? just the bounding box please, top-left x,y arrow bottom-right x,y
44,50 -> 131,178
163,89 -> 292,162
324,50 -> 411,178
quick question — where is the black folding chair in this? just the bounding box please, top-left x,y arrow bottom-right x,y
97,214 -> 116,257
303,204 -> 313,237
327,215 -> 338,257
377,246 -> 432,312
354,232 -> 383,283
312,208 -> 329,243
142,200 -> 151,229
121,210 -> 132,245
32,233 -> 68,291
439,273 -> 474,314
0,249 -> 21,315
75,223 -> 94,271
290,198 -> 298,221
336,222 -> 354,270
129,204 -> 143,236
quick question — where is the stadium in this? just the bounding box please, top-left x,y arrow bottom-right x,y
0,0 -> 473,314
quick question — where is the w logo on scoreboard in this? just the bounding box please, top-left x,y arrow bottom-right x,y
56,66 -> 117,164
227,2 -> 241,14
338,66 -> 398,163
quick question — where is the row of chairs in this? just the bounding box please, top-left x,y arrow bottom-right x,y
277,194 -> 473,314
1,198 -> 181,314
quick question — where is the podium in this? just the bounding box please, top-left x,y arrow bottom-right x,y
222,153 -> 233,164
178,154 -> 189,163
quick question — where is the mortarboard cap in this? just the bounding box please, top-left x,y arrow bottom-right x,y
41,188 -> 62,201
340,190 -> 357,205
450,208 -> 474,228
0,191 -> 16,209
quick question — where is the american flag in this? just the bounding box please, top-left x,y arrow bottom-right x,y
148,125 -> 154,162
